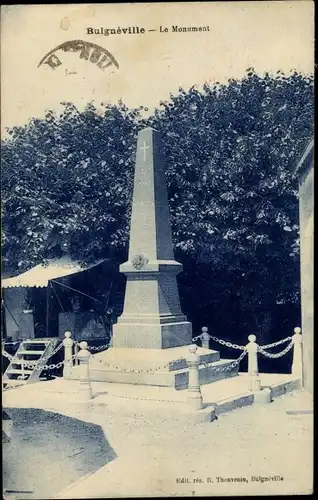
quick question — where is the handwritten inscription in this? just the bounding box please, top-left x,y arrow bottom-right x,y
38,40 -> 119,71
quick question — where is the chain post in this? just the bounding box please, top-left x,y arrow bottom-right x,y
63,331 -> 74,380
246,334 -> 261,392
74,342 -> 80,365
77,341 -> 92,401
201,326 -> 210,349
292,327 -> 303,385
186,344 -> 203,410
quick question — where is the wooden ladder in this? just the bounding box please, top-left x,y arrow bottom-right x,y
3,338 -> 61,389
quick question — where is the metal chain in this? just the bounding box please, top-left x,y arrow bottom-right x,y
23,352 -> 79,371
87,342 -> 112,352
80,338 -> 185,372
32,353 -> 79,371
192,334 -> 202,342
2,339 -> 183,373
258,341 -> 294,359
76,338 -> 185,372
2,332 -> 293,374
35,341 -> 64,362
202,349 -> 247,372
192,334 -> 245,350
209,336 -> 245,350
261,336 -> 293,350
193,333 -> 294,352
2,348 -> 77,371
228,349 -> 247,368
97,357 -> 186,373
74,336 -> 113,352
2,350 -> 15,362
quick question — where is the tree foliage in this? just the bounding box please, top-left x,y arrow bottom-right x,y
147,69 -> 313,329
2,101 -> 140,272
2,69 -> 314,336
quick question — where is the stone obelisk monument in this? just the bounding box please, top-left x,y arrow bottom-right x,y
113,127 -> 192,349
91,127 -> 224,387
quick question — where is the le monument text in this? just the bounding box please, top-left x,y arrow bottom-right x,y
86,25 -> 210,36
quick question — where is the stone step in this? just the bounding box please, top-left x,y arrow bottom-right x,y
87,354 -> 238,389
92,346 -> 220,373
5,374 -> 301,421
15,350 -> 44,356
174,359 -> 239,389
11,359 -> 40,365
22,340 -> 51,344
6,368 -> 33,375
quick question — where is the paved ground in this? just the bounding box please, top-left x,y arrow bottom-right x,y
3,384 -> 313,499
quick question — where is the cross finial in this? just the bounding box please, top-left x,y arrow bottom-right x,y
140,141 -> 149,161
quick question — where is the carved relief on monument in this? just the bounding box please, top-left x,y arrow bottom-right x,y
131,253 -> 150,270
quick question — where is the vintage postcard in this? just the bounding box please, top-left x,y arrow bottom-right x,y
1,1 -> 314,498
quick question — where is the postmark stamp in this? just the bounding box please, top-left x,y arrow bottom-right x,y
38,40 -> 119,72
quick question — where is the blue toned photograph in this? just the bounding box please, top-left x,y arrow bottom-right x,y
1,2 -> 314,498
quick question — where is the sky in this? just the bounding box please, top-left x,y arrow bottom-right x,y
1,1 -> 314,135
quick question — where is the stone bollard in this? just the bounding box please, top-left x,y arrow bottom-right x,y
77,341 -> 92,401
253,387 -> 271,405
246,334 -> 261,392
186,344 -> 203,410
292,327 -> 303,385
63,331 -> 74,380
201,326 -> 210,349
74,342 -> 80,366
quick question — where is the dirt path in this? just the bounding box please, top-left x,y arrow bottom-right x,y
3,408 -> 117,500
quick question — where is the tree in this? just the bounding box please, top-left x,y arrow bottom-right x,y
1,69 -> 314,341
148,69 -> 313,340
2,101 -> 141,274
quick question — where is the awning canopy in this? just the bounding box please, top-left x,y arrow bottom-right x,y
2,256 -> 105,289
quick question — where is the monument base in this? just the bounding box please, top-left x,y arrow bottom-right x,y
113,316 -> 192,349
87,346 -> 239,389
